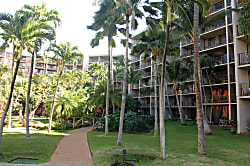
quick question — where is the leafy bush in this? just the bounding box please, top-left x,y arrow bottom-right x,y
102,112 -> 154,133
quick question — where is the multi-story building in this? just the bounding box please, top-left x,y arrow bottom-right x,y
129,0 -> 249,133
0,51 -> 86,77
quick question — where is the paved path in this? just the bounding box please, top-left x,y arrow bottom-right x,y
48,127 -> 94,166
0,127 -> 94,166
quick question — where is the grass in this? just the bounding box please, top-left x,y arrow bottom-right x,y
0,127 -> 67,164
88,121 -> 250,166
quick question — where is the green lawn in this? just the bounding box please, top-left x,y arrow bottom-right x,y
0,127 -> 66,164
88,121 -> 250,166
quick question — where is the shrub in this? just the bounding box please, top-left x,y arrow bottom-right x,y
102,112 -> 154,133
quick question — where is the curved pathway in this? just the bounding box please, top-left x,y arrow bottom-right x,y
48,127 -> 93,166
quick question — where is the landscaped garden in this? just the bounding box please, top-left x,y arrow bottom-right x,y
0,0 -> 249,165
89,121 -> 250,166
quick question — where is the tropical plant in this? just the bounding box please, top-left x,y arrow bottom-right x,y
0,8 -> 50,155
115,0 -> 144,147
237,1 -> 250,43
88,0 -> 120,136
47,42 -> 83,133
166,57 -> 189,126
20,3 -> 61,137
131,25 -> 165,136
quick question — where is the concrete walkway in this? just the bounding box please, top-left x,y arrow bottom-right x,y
0,127 -> 94,166
48,127 -> 94,166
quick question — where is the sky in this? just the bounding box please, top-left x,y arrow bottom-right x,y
0,0 -> 147,57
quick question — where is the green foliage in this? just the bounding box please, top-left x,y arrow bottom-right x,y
102,112 -> 154,133
238,1 -> 250,43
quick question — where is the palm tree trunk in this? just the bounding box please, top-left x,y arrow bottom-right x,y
160,6 -> 171,159
48,66 -> 63,133
117,14 -> 129,146
174,85 -> 186,126
194,2 -> 206,155
0,57 -> 21,156
25,48 -> 36,137
200,70 -> 212,135
153,58 -> 158,137
111,46 -> 115,114
8,46 -> 16,129
105,36 -> 111,136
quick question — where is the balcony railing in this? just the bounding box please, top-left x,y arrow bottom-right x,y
141,63 -> 151,68
19,63 -> 25,67
240,83 -> 250,96
100,58 -> 108,62
0,52 -> 5,56
133,84 -> 139,89
203,95 -> 229,103
239,52 -> 250,66
0,58 -> 4,62
20,57 -> 26,61
36,63 -> 45,68
47,65 -> 57,70
89,59 -> 99,63
210,1 -> 224,14
131,56 -> 140,63
134,65 -> 140,70
204,20 -> 225,33
6,53 -> 12,57
227,0 -> 231,6
48,71 -> 57,74
202,36 -> 226,51
143,72 -> 151,77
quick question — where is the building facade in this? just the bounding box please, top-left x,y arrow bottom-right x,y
129,0 -> 249,133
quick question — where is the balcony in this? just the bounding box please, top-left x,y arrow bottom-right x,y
20,57 -> 26,62
6,53 -> 12,57
0,52 -> 4,56
203,95 -> 229,103
238,52 -> 250,66
227,0 -> 231,6
134,65 -> 140,70
131,56 -> 140,63
204,20 -> 225,33
143,72 -> 151,77
19,63 -> 25,67
78,60 -> 82,64
202,36 -> 226,51
0,58 -> 4,63
77,66 -> 83,70
48,71 -> 57,74
89,58 -> 99,63
47,65 -> 57,70
210,1 -> 224,15
240,83 -> 250,96
133,84 -> 139,89
100,58 -> 108,62
66,62 -> 73,65
36,63 -> 45,68
141,62 -> 151,68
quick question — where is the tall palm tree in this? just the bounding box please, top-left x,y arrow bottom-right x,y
115,0 -> 143,147
88,0 -> 119,136
21,3 -> 61,137
48,42 -> 83,133
0,9 -> 46,156
131,26 -> 165,137
193,1 -> 206,155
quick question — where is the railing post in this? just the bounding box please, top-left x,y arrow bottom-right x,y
92,118 -> 95,131
73,117 -> 75,130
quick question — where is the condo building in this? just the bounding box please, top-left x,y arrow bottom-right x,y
129,0 -> 249,133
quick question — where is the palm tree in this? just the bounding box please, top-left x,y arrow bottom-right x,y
131,26 -> 165,136
21,3 -> 61,137
166,58 -> 189,126
88,0 -> 119,136
193,1 -> 206,155
48,42 -> 83,133
115,0 -> 143,147
0,9 -> 45,156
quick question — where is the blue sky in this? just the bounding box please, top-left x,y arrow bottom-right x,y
0,0 -> 147,57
